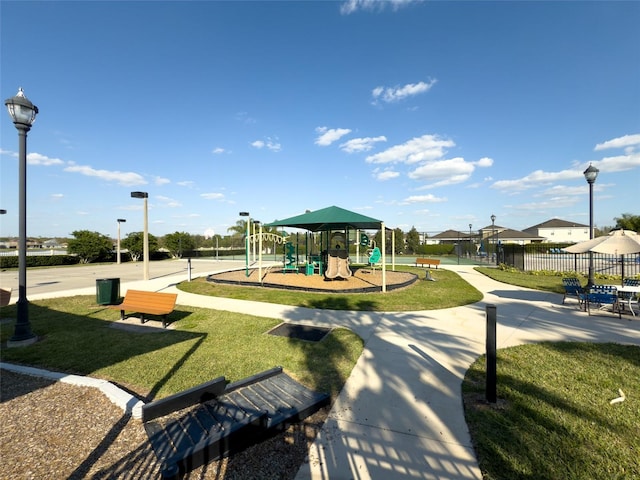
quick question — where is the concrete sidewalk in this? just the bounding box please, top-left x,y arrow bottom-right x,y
4,262 -> 639,479
159,265 -> 639,479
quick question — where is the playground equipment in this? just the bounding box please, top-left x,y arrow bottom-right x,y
367,246 -> 381,272
325,232 -> 352,280
283,241 -> 298,273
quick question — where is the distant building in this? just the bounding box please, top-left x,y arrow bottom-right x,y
523,219 -> 590,243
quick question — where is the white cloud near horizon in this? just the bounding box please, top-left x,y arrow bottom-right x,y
315,127 -> 352,146
64,163 -> 147,186
402,193 -> 447,204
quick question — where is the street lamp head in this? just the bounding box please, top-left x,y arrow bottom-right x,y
583,163 -> 599,184
0,209 -> 6,214
131,191 -> 148,199
117,218 -> 126,223
239,211 -> 249,217
491,214 -> 496,224
5,88 -> 38,128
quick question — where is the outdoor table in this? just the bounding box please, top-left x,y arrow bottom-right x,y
616,285 -> 640,317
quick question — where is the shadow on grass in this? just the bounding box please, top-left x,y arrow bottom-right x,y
462,342 -> 640,480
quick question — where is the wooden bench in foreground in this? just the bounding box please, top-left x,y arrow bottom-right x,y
0,288 -> 12,307
415,258 -> 440,268
108,289 -> 177,328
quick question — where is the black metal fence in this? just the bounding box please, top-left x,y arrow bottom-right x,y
500,244 -> 640,278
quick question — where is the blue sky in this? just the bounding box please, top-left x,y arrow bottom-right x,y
1,0 -> 639,240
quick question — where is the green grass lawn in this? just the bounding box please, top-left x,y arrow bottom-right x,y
178,265 -> 482,311
0,296 -> 363,400
2,265 -> 638,479
463,342 -> 640,480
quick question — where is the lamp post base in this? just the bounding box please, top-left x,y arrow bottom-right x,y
7,335 -> 38,348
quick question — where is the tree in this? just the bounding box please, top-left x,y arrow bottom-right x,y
614,213 -> 640,233
67,230 -> 113,263
405,226 -> 421,254
163,232 -> 195,258
227,219 -> 248,237
121,231 -> 158,261
393,227 -> 405,254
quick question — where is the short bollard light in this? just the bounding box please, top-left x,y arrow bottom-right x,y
486,304 -> 497,403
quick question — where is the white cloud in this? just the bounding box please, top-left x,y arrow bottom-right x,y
491,168 -> 581,193
201,192 -> 225,200
156,195 -> 181,207
314,127 -> 352,146
402,194 -> 447,204
374,169 -> 400,181
251,138 -> 281,152
476,157 -> 494,167
594,133 -> 640,151
341,0 -> 423,15
64,163 -> 147,186
492,151 -> 640,194
365,134 -> 454,165
371,79 -> 437,104
177,180 -> 195,187
51,193 -> 64,200
212,147 -> 226,154
408,157 -> 492,187
340,135 -> 387,153
154,176 -> 170,186
27,152 -> 65,166
235,111 -> 256,124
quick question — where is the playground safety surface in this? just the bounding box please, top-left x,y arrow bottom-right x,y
208,266 -> 417,293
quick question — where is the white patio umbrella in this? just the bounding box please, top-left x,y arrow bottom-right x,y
563,230 -> 640,284
563,230 -> 640,255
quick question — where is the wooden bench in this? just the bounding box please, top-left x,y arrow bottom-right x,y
415,258 -> 440,268
0,288 -> 12,307
108,289 -> 177,328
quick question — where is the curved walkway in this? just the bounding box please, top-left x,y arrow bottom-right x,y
4,261 -> 639,479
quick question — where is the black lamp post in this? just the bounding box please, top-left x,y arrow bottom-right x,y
239,212 -> 250,276
5,88 -> 38,346
469,223 -> 472,256
131,192 -> 149,280
116,218 -> 126,264
490,214 -> 496,265
584,163 -> 599,290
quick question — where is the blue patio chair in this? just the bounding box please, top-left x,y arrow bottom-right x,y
562,278 -> 585,309
585,285 -> 621,318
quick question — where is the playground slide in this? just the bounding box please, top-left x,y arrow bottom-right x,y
337,257 -> 352,278
325,255 -> 339,279
325,254 -> 352,279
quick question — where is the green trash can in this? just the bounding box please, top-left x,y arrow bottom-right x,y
96,278 -> 120,305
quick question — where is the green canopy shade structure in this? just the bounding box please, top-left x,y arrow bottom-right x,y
266,205 -> 382,231
266,205 -> 389,292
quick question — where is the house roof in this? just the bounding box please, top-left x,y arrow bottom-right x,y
524,218 -> 589,231
266,205 -> 383,232
485,229 -> 545,241
431,229 -> 471,239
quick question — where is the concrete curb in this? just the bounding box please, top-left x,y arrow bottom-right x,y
0,362 -> 144,419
